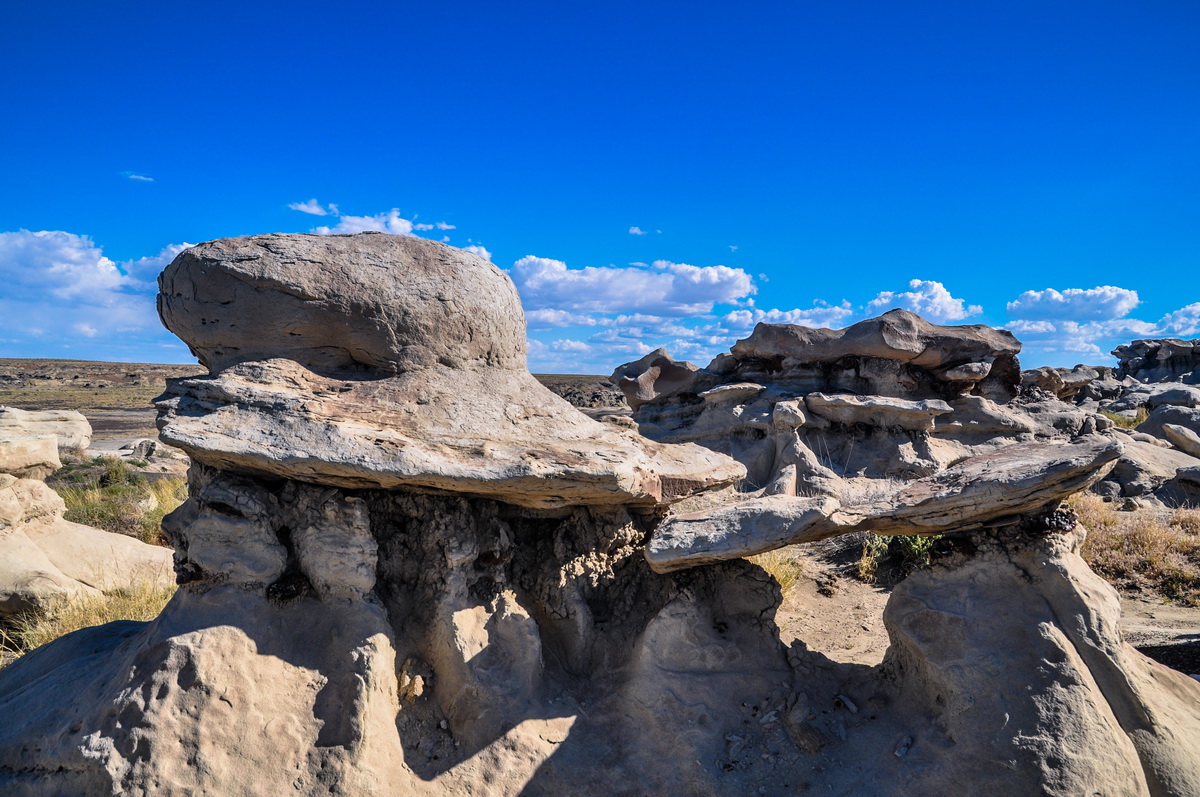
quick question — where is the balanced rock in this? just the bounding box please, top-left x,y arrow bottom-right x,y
156,235 -> 741,509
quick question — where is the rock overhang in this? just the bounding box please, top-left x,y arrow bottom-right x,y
155,233 -> 744,509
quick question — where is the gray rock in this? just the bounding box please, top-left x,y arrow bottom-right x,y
1114,337 -> 1200,384
1163,424 -> 1200,459
646,438 -> 1121,572
157,234 -> 743,510
804,392 -> 952,431
1137,405 -> 1200,440
609,348 -> 701,410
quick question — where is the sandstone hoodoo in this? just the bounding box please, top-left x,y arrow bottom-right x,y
2,235 -> 1198,796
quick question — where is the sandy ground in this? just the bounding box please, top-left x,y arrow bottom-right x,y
773,539 -> 1200,677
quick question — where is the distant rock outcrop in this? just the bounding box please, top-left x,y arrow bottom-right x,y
0,435 -> 172,620
1114,338 -> 1200,384
2,238 -> 1197,796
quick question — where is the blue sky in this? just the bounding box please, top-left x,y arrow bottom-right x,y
1,1 -> 1197,373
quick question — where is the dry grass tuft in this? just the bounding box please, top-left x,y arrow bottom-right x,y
1073,492 -> 1200,605
751,549 -> 805,597
0,581 -> 176,669
52,456 -> 185,545
1100,407 -> 1149,429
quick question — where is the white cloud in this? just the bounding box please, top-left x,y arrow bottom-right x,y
1158,303 -> 1200,337
629,226 -> 648,235
509,255 -> 755,316
314,209 -> 415,236
867,279 -> 982,323
551,339 -> 592,352
125,242 -> 195,282
1006,286 -> 1139,321
288,198 -> 329,216
0,229 -> 190,357
436,222 -> 456,230
1005,319 -> 1055,334
0,229 -> 130,300
723,301 -> 854,330
463,244 -> 492,260
121,171 -> 154,182
525,309 -> 601,329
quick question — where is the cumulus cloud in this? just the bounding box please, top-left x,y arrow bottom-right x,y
629,226 -> 648,235
0,229 -> 190,358
722,301 -> 854,330
288,198 -> 329,216
1158,303 -> 1200,337
509,256 -> 755,316
1006,286 -> 1140,321
867,279 -> 982,322
313,209 -> 415,236
525,309 -> 601,329
0,230 -> 131,300
463,244 -> 492,260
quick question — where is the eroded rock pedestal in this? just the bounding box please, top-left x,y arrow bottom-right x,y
1,235 -> 1197,796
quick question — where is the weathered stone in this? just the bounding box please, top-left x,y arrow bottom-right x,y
1164,424 -> 1200,459
0,436 -> 60,480
609,348 -> 701,410
1137,405 -> 1200,441
1114,338 -> 1200,384
157,235 -> 742,510
0,407 -> 91,452
730,309 -> 1020,371
647,438 -> 1121,571
804,393 -> 952,432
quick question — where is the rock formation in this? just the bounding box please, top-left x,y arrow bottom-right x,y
0,407 -> 92,452
1114,338 -> 1200,384
2,237 -> 1198,796
0,436 -> 173,620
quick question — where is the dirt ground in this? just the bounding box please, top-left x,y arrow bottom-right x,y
3,357 -> 1199,676
773,537 -> 1200,677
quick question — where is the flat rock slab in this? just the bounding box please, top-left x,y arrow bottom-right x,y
805,392 -> 952,431
647,437 -> 1122,572
158,360 -> 744,510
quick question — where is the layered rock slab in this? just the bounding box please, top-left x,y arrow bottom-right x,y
647,437 -> 1122,572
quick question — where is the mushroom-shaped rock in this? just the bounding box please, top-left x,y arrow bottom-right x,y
157,234 -> 742,509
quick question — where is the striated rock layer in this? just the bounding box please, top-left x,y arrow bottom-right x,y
2,235 -> 1198,796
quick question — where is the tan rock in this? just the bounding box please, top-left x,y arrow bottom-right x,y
0,407 -> 91,451
0,436 -> 60,480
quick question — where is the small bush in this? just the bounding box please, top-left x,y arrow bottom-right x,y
1100,407 -> 1149,430
0,581 -> 176,669
857,534 -> 938,583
